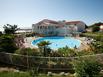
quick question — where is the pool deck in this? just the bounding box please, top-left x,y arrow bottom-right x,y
75,37 -> 91,51
23,37 -> 37,49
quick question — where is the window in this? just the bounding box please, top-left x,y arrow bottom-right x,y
38,26 -> 39,29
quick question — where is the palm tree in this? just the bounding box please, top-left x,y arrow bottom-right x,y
37,41 -> 51,56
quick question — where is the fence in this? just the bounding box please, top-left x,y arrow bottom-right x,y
0,52 -> 103,72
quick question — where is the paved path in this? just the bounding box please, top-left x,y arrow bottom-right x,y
76,37 -> 91,51
0,67 -> 19,72
23,37 -> 35,48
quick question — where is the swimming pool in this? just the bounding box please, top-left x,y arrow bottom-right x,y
32,37 -> 81,50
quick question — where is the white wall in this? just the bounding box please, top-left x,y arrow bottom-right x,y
32,21 -> 86,36
76,22 -> 85,32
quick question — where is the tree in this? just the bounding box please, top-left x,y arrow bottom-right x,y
3,24 -> 19,34
92,26 -> 100,32
37,41 -> 51,56
89,22 -> 103,32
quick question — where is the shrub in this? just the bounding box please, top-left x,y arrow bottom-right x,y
15,48 -> 41,56
0,31 -> 2,36
76,50 -> 94,56
50,51 -> 61,57
25,32 -> 36,37
73,57 -> 102,77
57,46 -> 76,57
29,67 -> 39,77
91,41 -> 103,53
0,34 -> 17,53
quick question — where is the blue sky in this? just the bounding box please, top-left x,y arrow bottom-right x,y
0,0 -> 103,28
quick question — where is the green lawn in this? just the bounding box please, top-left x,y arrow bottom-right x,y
0,72 -> 31,77
0,71 -> 74,77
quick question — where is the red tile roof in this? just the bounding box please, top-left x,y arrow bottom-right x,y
35,19 -> 84,27
37,19 -> 58,25
66,21 -> 81,25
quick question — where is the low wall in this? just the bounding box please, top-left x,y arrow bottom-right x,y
0,52 -> 103,73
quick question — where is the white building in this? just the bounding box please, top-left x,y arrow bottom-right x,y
16,28 -> 32,33
100,25 -> 103,31
32,19 -> 86,36
0,27 -> 4,33
66,21 -> 86,32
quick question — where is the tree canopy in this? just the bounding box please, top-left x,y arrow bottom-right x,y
3,24 -> 19,34
89,22 -> 103,32
37,41 -> 51,56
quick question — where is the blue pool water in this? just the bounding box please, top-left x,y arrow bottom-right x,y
32,37 -> 81,50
